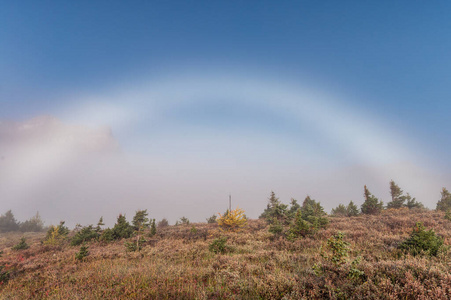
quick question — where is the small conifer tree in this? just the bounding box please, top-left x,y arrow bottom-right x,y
287,210 -> 312,239
150,219 -> 156,236
206,214 -> 217,224
361,186 -> 383,215
399,222 -> 443,256
75,245 -> 89,261
0,210 -> 20,232
157,218 -> 169,228
96,217 -> 105,233
445,210 -> 451,222
12,237 -> 29,250
287,198 -> 301,219
300,196 -> 329,230
178,217 -> 190,225
71,225 -> 99,246
112,214 -> 133,239
346,201 -> 360,216
321,232 -> 350,266
387,180 -> 405,209
436,187 -> 451,211
44,221 -> 69,245
405,193 -> 423,209
260,191 -> 288,224
331,204 -> 347,217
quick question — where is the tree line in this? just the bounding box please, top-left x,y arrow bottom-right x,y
0,211 -> 44,233
2,180 -> 451,235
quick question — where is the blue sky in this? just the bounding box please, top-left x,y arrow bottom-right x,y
1,1 -> 451,224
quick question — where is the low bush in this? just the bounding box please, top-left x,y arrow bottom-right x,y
71,225 -> 99,246
75,245 -> 89,261
268,218 -> 283,236
209,236 -> 229,254
43,221 -> 69,245
157,218 -> 169,228
398,222 -> 444,256
0,265 -> 9,285
100,228 -> 115,242
176,217 -> 190,226
12,237 -> 29,251
445,210 -> 451,222
125,238 -> 146,252
206,214 -> 217,224
321,232 -> 350,266
218,208 -> 247,231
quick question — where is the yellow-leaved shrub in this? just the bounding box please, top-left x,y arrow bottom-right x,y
217,208 -> 247,231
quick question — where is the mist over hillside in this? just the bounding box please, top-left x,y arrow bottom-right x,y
1,116 -> 449,228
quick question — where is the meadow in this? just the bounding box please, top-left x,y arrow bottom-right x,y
1,208 -> 451,299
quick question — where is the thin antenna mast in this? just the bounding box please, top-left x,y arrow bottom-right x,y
229,194 -> 232,212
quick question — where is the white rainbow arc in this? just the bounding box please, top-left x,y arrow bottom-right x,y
71,71 -> 418,166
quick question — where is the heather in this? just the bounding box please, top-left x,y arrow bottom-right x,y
1,208 -> 451,299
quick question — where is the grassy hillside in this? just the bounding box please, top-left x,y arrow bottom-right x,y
1,209 -> 451,299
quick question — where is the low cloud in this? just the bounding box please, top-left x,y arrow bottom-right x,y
0,116 -> 448,228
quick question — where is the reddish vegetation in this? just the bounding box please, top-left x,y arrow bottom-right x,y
1,208 -> 451,299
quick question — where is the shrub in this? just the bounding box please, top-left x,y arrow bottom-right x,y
125,241 -> 138,252
100,228 -> 115,242
176,216 -> 190,225
12,237 -> 29,250
321,232 -> 350,266
71,225 -> 99,246
157,218 -> 169,228
206,214 -> 217,224
125,239 -> 146,252
44,221 -> 69,245
0,265 -> 9,285
190,225 -> 197,234
209,236 -> 228,254
268,218 -> 284,236
399,222 -> 444,256
445,210 -> 451,222
75,245 -> 89,261
287,210 -> 313,239
217,207 -> 247,231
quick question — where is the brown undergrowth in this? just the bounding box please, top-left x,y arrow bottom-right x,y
1,208 -> 451,299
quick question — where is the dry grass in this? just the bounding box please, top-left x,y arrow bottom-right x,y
1,209 -> 451,299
